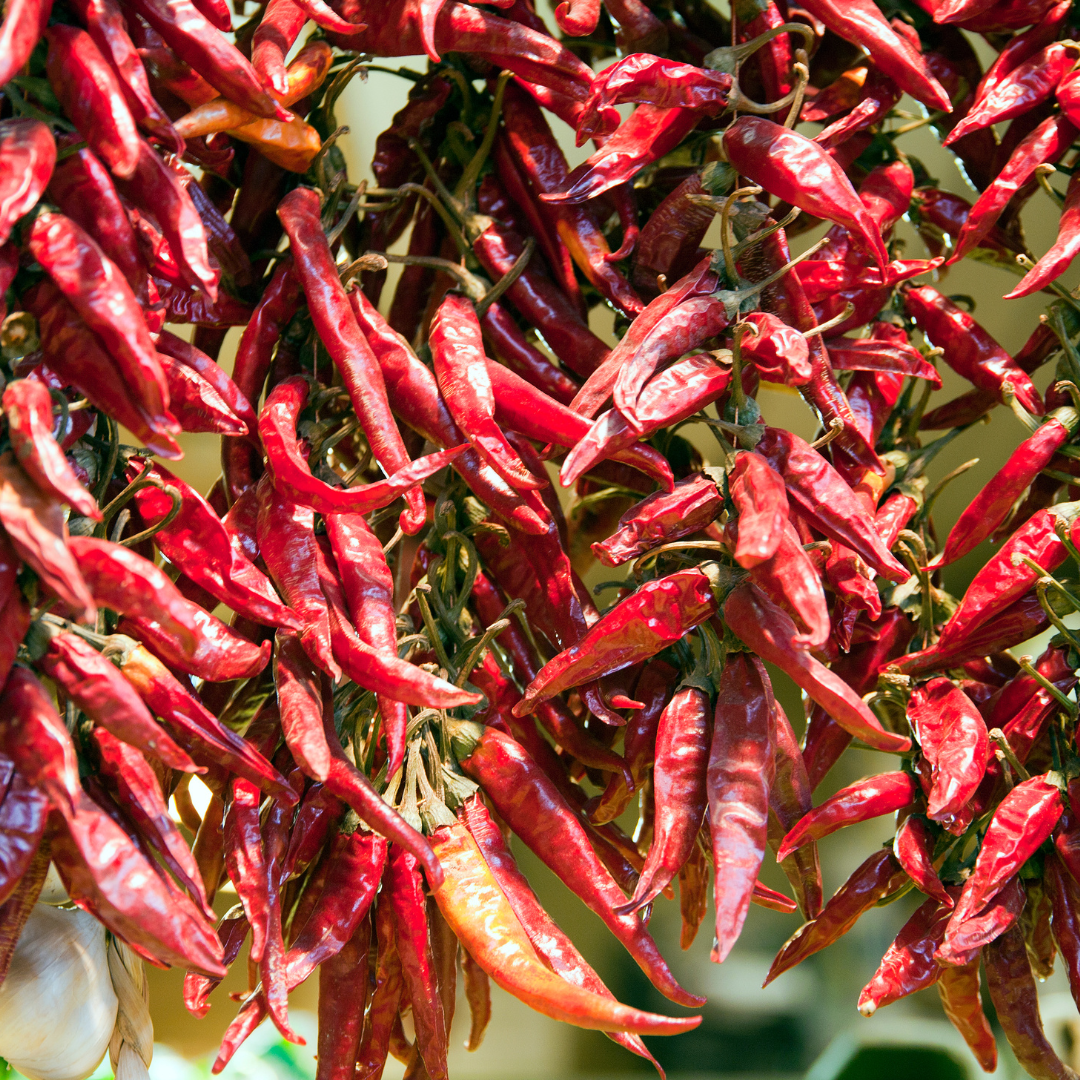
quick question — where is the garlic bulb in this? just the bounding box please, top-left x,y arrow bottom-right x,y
0,904 -> 118,1080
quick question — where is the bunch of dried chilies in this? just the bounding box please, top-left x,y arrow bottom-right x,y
4,0 -> 1080,1072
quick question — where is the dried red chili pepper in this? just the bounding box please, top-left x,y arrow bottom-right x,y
766,850 -> 908,983
0,0 -> 52,92
278,186 -> 428,533
1007,171 -> 1080,299
908,678 -> 991,827
453,722 -> 703,1007
0,120 -> 55,246
777,772 -> 916,861
432,814 -> 702,1035
986,922 -> 1074,1080
515,566 -> 721,715
938,959 -> 997,1071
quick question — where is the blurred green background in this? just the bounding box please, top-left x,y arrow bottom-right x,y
114,13 -> 1080,1079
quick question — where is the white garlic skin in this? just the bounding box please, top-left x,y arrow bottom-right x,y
0,904 -> 118,1080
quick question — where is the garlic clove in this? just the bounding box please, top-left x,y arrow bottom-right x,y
36,864 -> 69,907
0,905 -> 118,1080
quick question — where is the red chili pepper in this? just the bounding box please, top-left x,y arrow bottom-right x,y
777,772 -> 916,862
515,566 -> 721,715
45,25 -> 141,179
908,678 -> 991,826
858,895 -> 955,1016
36,626 -> 196,773
1006,170 -> 1080,299
275,630 -> 334,783
105,636 -> 297,804
2,380 -> 99,520
453,722 -> 703,1007
893,815 -> 953,908
945,42 -> 1077,146
114,139 -> 218,300
724,584 -> 912,754
0,0 -> 52,90
541,105 -> 700,206
0,757 -> 48,910
0,120 -> 55,246
936,505 -> 1076,652
903,285 -> 1044,415
278,188 -> 430,533
754,428 -> 908,582
986,921 -> 1074,1080
947,776 -> 1063,936
766,849 -> 908,984
938,959 -> 998,1071
433,812 -> 701,1036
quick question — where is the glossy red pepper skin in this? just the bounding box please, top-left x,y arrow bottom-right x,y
908,678 -> 991,828
278,187 -> 425,533
45,25 -> 141,179
0,455 -> 96,624
858,895 -> 955,1015
766,850 -> 908,984
315,916 -> 370,1080
946,776 -> 1063,937
0,120 -> 55,246
903,285 -> 1043,415
725,585 -> 911,754
348,286 -> 546,535
516,567 -> 719,714
777,772 -> 916,862
28,213 -> 174,431
936,506 -> 1076,651
0,0 -> 52,92
938,959 -> 997,1071
456,724 -> 703,1008
987,922 -> 1076,1080
2,379 -> 99,519
386,847 -> 448,1080
1007,170 -> 1080,299
38,629 -> 196,773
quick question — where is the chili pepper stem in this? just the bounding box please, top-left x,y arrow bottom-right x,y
1034,580 -> 1080,651
1036,164 -> 1066,209
1017,653 -> 1078,717
989,727 -> 1031,783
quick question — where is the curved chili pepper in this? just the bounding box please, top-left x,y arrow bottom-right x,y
754,428 -> 908,582
45,25 -> 141,178
278,187 -> 426,534
157,330 -> 256,433
777,772 -> 916,862
621,684 -> 710,914
1006,170 -> 1080,299
0,0 -> 52,90
123,0 -> 290,120
986,922 -> 1074,1080
0,120 -> 55,246
515,566 -> 721,715
593,474 -> 721,566
936,505 -> 1075,651
766,849 -> 908,984
454,723 -> 703,1007
724,584 -> 911,753
542,106 -> 699,206
904,285 -> 1043,414
431,817 -> 703,1034
946,776 -> 1063,936
37,626 -> 196,772
945,43 -> 1076,147
908,677 -> 991,826
938,959 -> 997,1071
0,454 -> 95,624
105,636 -> 297,804
28,213 -> 174,429
429,294 -> 542,492
894,815 -> 953,908
258,377 -> 465,515
3,380 -> 98,519
0,759 -> 48,910
93,726 -> 211,917
724,118 -> 889,270
347,278 -> 546,535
